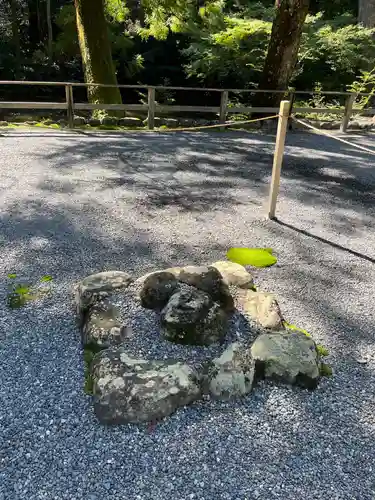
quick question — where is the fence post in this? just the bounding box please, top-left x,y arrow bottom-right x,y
147,87 -> 155,130
65,84 -> 74,128
340,93 -> 355,133
219,90 -> 228,130
267,100 -> 290,220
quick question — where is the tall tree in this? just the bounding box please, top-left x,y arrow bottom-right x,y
257,0 -> 310,109
74,0 -> 122,107
8,0 -> 21,76
358,0 -> 375,27
46,0 -> 53,61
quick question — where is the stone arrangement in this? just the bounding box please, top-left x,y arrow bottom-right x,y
75,263 -> 322,425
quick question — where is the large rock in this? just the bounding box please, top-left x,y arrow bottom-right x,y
179,265 -> 234,312
251,332 -> 320,389
236,290 -> 283,329
118,117 -> 143,128
139,271 -> 179,310
76,271 -> 133,321
91,348 -> 201,424
82,299 -> 130,349
134,267 -> 181,288
202,343 -> 255,400
160,285 -> 228,346
211,261 -> 254,289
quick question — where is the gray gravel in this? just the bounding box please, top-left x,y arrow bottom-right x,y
112,284 -> 258,365
0,128 -> 375,500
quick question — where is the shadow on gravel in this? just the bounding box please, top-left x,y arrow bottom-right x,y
28,130 -> 375,220
273,218 -> 375,265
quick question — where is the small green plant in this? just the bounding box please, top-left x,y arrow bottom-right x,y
6,274 -> 53,309
283,321 -> 312,337
347,68 -> 375,113
320,363 -> 333,377
316,344 -> 329,357
83,348 -> 96,395
294,82 -> 342,121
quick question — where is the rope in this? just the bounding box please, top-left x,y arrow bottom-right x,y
156,114 -> 280,132
291,116 -> 375,156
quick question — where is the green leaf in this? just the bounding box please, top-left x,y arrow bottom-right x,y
41,275 -> 53,282
226,247 -> 277,268
7,273 -> 17,279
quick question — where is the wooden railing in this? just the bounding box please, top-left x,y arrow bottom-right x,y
0,80 -> 372,132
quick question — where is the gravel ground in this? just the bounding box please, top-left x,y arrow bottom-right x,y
0,127 -> 375,500
111,283 -> 259,365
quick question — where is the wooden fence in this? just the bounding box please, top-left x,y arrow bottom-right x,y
0,80 -> 373,132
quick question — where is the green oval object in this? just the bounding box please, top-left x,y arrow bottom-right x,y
226,247 -> 277,268
7,273 -> 17,279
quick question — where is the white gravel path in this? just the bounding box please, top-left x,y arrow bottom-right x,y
0,128 -> 375,500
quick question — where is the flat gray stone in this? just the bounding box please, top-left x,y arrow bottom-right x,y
76,270 -> 133,321
118,117 -> 143,127
160,285 -> 228,346
82,298 -> 130,349
91,347 -> 201,424
202,342 -> 255,400
251,332 -> 320,389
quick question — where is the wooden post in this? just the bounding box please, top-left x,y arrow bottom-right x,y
267,100 -> 290,220
219,90 -> 228,130
340,93 -> 355,133
65,84 -> 74,128
147,87 -> 155,130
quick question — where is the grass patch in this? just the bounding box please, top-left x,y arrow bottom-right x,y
320,363 -> 333,377
83,348 -> 96,395
6,273 -> 53,309
83,343 -> 103,395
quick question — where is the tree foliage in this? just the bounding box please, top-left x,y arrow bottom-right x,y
0,0 -> 373,107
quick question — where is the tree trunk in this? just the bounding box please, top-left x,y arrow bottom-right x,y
9,0 -> 21,77
27,0 -> 42,51
46,0 -> 53,62
256,0 -> 310,111
74,0 -> 122,109
358,0 -> 375,27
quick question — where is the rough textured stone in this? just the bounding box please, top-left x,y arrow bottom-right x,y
76,271 -> 133,320
88,118 -> 101,127
91,348 -> 201,424
118,117 -> 142,127
211,261 -> 254,289
179,265 -> 234,311
202,342 -> 255,400
73,116 -> 86,126
160,285 -> 228,346
82,299 -> 130,349
135,267 -> 181,288
139,271 -> 179,310
251,332 -> 320,389
101,116 -> 118,126
236,289 -> 283,329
